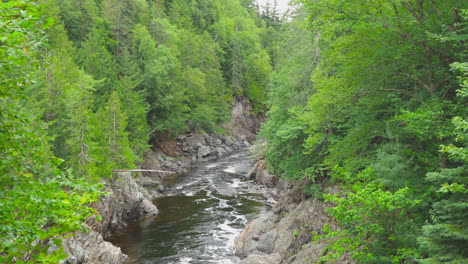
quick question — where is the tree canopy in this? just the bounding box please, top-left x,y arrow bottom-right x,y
261,0 -> 467,262
1,0 -> 273,262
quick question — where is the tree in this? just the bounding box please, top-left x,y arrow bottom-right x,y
56,0 -> 99,43
0,2 -> 102,262
76,21 -> 119,109
90,92 -> 137,177
419,62 -> 468,264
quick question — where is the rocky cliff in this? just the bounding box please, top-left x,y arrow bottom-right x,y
236,159 -> 353,264
57,172 -> 158,264
224,96 -> 265,143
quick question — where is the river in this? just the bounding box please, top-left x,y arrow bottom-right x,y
108,150 -> 272,264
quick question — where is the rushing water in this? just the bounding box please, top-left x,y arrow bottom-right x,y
109,150 -> 272,264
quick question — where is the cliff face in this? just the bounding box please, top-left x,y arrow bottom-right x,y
224,96 -> 265,143
236,159 -> 353,264
57,172 -> 158,264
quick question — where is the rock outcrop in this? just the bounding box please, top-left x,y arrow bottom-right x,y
58,172 -> 158,264
236,159 -> 353,264
224,96 -> 265,143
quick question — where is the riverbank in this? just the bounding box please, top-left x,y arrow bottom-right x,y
234,159 -> 354,264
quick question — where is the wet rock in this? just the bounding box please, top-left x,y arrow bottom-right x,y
60,172 -> 158,264
247,159 -> 278,188
235,212 -> 277,258
216,147 -> 226,157
59,231 -> 126,264
237,159 -> 351,264
185,133 -> 206,150
235,195 -> 353,264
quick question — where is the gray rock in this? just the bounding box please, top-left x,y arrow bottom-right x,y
257,229 -> 277,253
216,147 -> 225,156
60,231 -> 126,264
247,159 -> 278,187
235,185 -> 352,264
197,145 -> 213,158
235,212 -> 277,258
185,134 -> 206,149
59,172 -> 158,264
223,96 -> 265,143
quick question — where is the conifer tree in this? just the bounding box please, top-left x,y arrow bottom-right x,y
76,22 -> 119,109
419,63 -> 468,264
91,91 -> 136,177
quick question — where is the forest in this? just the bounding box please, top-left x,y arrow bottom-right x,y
0,0 -> 466,263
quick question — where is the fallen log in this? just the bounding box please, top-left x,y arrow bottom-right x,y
112,169 -> 174,174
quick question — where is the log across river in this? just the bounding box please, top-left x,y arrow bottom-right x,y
108,150 -> 272,264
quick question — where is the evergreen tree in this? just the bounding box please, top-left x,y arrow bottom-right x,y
0,2 -> 103,262
56,0 -> 99,43
76,22 -> 119,109
91,92 -> 137,177
419,63 -> 468,264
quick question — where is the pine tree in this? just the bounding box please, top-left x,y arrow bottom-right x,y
76,22 -> 119,109
91,91 -> 137,177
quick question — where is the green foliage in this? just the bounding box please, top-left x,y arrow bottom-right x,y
261,0 -> 467,262
0,2 -> 104,262
418,58 -> 468,264
0,174 -> 106,263
56,0 -> 99,44
90,92 -> 137,178
317,182 -> 421,263
260,13 -> 318,179
76,22 -> 119,109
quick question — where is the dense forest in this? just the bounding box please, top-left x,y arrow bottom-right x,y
0,0 -> 466,263
1,0 -> 274,262
261,0 -> 467,263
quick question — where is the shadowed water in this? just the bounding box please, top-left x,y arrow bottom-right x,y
109,150 -> 271,264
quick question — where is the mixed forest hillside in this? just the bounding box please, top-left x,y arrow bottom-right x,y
0,0 -> 467,263
1,0 -> 275,262
261,1 -> 467,263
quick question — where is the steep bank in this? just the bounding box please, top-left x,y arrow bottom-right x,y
235,159 -> 353,264
56,172 -> 158,264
